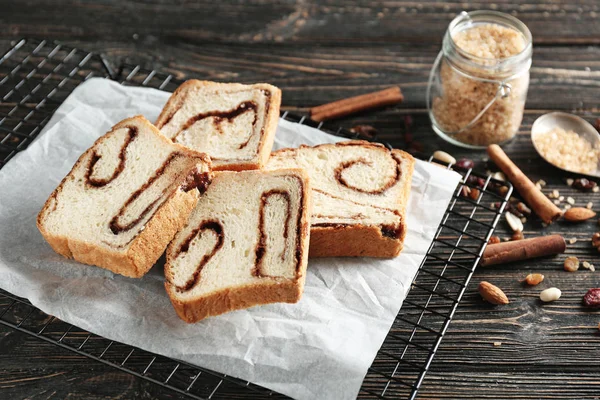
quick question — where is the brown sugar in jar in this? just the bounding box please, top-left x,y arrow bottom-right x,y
427,11 -> 533,148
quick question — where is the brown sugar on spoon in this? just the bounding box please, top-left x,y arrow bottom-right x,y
487,144 -> 562,224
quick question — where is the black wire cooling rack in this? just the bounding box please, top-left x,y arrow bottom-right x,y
0,38 -> 512,400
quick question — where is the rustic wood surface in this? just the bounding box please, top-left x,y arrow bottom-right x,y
1,0 -> 600,399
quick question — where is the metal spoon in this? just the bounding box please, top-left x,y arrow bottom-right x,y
531,111 -> 600,178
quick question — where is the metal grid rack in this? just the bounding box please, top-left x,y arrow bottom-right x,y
0,38 -> 512,399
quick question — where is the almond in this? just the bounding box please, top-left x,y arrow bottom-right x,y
478,281 -> 509,305
563,207 -> 597,222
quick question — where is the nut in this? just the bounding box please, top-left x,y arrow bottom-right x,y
492,171 -> 506,181
433,150 -> 456,164
566,196 -> 575,205
563,207 -> 597,222
549,189 -> 560,199
573,178 -> 597,191
496,185 -> 509,196
515,202 -> 532,216
524,273 -> 544,286
488,236 -> 501,244
511,231 -> 524,241
564,256 -> 580,272
568,238 -> 577,244
583,288 -> 600,307
505,212 -> 524,232
460,186 -> 471,197
582,261 -> 595,271
592,232 -> 600,248
566,178 -> 574,186
587,202 -> 594,210
540,287 -> 562,302
478,281 -> 509,305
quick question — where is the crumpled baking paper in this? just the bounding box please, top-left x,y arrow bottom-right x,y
0,78 -> 461,400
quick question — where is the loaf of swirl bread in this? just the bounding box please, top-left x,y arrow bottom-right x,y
37,116 -> 212,278
164,169 -> 310,323
155,80 -> 281,171
265,141 -> 414,257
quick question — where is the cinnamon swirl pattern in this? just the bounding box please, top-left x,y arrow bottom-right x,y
164,169 -> 309,322
85,126 -> 137,187
170,220 -> 224,292
165,170 -> 308,296
37,116 -> 212,278
155,80 -> 281,170
265,141 -> 415,257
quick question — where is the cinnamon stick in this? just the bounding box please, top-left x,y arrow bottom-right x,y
310,87 -> 403,122
481,235 -> 566,266
487,144 -> 562,224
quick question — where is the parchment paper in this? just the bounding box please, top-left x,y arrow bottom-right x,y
0,78 -> 461,400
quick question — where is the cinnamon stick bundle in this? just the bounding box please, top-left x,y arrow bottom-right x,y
481,235 -> 566,266
310,87 -> 403,122
487,144 -> 562,224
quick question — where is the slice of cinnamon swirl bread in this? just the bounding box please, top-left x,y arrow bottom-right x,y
165,169 -> 310,323
156,80 -> 281,171
266,141 -> 414,258
37,116 -> 212,278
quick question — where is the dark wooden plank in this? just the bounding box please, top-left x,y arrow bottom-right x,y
2,38 -> 599,111
1,1 -> 600,45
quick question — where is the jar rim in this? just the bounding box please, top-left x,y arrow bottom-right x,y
445,10 -> 533,69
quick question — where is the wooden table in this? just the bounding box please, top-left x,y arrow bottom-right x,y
1,1 -> 600,398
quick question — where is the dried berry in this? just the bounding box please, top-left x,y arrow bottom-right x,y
469,188 -> 481,200
455,158 -> 475,170
583,288 -> 600,307
564,256 -> 580,272
511,231 -> 524,241
467,175 -> 485,189
595,118 -> 600,132
515,202 -> 532,216
350,124 -> 378,139
524,273 -> 544,286
573,178 -> 597,192
488,236 -> 501,244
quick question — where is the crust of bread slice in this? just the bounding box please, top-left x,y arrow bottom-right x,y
164,168 -> 311,323
39,189 -> 199,277
269,141 -> 415,258
37,115 -> 212,278
167,279 -> 304,323
155,80 -> 282,171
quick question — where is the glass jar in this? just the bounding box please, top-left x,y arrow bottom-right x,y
427,11 -> 532,148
